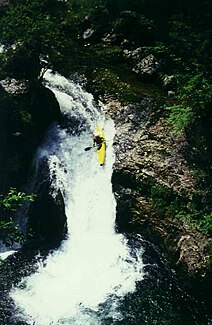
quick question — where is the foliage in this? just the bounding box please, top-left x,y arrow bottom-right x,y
150,183 -> 212,235
87,67 -> 143,102
0,188 -> 35,246
65,0 -> 106,24
179,75 -> 212,114
163,14 -> 212,132
142,42 -> 170,59
89,44 -> 123,63
176,211 -> 212,236
165,74 -> 212,131
112,11 -> 154,45
0,188 -> 35,210
165,105 -> 194,131
169,20 -> 211,68
0,0 -> 63,51
0,0 -> 67,77
150,184 -> 186,217
0,218 -> 24,247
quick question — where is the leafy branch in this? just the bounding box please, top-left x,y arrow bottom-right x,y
0,188 -> 35,247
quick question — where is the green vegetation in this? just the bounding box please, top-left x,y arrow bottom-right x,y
150,184 -> 212,235
166,105 -> 194,131
163,16 -> 212,131
0,188 -> 35,246
166,74 -> 212,131
1,2 -> 59,49
0,0 -> 67,78
87,67 -> 144,102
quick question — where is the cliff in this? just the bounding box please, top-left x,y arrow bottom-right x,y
101,95 -> 211,309
0,78 -> 61,192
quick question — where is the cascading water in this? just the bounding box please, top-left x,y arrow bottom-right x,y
10,71 -> 144,324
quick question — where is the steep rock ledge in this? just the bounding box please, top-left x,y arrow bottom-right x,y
102,97 -> 211,306
0,76 -> 67,248
0,79 -> 61,191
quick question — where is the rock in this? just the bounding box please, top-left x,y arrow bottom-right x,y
123,47 -> 143,60
133,54 -> 160,77
176,234 -> 211,274
0,80 -> 61,192
0,0 -> 9,6
103,94 -> 211,305
27,180 -> 67,243
0,78 -> 29,95
83,28 -> 94,39
123,49 -> 162,81
162,74 -> 175,89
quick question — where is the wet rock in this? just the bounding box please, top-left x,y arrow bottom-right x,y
27,180 -> 67,244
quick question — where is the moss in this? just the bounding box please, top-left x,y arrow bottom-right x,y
86,67 -> 144,102
88,44 -> 123,63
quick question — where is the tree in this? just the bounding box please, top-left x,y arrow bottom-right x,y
0,0 -> 63,51
0,0 -> 67,78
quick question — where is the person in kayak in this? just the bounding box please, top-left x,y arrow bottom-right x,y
93,135 -> 104,150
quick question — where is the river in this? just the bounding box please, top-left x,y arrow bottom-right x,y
0,71 -> 210,324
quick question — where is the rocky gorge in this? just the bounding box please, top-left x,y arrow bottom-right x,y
100,94 -> 211,309
0,0 -> 211,322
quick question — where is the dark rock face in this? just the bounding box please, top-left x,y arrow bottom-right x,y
27,180 -> 67,244
0,76 -> 65,248
0,79 -> 60,191
102,96 -> 211,308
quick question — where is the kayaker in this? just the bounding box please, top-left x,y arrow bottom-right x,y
93,135 -> 104,150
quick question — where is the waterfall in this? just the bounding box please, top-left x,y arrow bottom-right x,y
10,71 -> 144,325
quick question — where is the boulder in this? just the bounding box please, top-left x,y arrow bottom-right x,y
123,47 -> 143,61
133,54 -> 160,78
27,180 -> 67,244
123,49 -> 161,81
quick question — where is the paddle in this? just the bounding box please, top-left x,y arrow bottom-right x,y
84,146 -> 93,151
84,139 -> 113,151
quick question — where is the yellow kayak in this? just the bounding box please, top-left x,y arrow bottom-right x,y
95,125 -> 106,166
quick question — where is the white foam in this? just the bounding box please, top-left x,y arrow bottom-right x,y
10,71 -> 144,324
0,250 -> 16,260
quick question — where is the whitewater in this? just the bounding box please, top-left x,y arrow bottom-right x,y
10,71 -> 144,324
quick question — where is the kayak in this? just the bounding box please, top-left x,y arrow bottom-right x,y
95,125 -> 106,166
